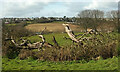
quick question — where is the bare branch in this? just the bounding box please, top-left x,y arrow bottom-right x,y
37,35 -> 45,51
40,27 -> 47,35
52,36 -> 59,47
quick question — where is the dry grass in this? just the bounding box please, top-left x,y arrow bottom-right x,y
25,23 -> 84,33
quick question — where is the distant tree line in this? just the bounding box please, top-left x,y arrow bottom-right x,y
2,9 -> 119,33
75,9 -> 119,32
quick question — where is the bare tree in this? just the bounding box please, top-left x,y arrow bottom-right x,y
91,10 -> 104,31
106,10 -> 118,18
77,10 -> 92,32
106,10 -> 118,32
77,10 -> 104,31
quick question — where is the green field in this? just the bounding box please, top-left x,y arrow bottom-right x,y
25,33 -> 83,46
2,56 -> 119,70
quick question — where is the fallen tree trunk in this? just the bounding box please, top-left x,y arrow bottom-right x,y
62,23 -> 100,43
6,35 -> 54,51
63,24 -> 79,43
5,27 -> 55,51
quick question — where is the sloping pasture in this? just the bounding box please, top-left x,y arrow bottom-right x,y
25,23 -> 84,33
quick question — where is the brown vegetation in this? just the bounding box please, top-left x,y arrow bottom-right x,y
25,23 -> 84,33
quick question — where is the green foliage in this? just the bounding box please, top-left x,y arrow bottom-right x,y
50,21 -> 66,24
2,56 -> 119,70
26,21 -> 33,24
6,24 -> 17,26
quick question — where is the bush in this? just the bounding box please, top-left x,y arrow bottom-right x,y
18,49 -> 37,60
19,33 -> 118,61
18,39 -> 117,61
2,22 -> 34,58
2,42 -> 20,59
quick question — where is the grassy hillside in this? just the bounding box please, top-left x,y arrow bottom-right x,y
2,56 -> 118,70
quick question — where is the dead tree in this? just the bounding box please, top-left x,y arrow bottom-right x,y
63,24 -> 79,43
5,35 -> 46,51
5,27 -> 61,51
62,23 -> 104,44
5,27 -> 53,51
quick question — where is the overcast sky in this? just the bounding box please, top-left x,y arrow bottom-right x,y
0,0 -> 119,18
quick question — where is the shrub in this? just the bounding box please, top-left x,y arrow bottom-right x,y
20,33 -> 118,61
2,42 -> 20,59
19,39 -> 117,61
18,49 -> 37,60
2,22 -> 34,58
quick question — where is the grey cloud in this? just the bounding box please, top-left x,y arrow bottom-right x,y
2,2 -> 48,17
1,1 -> 118,18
